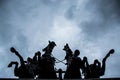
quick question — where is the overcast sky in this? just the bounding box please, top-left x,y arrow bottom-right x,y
0,0 -> 120,78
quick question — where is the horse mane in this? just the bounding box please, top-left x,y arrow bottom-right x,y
42,41 -> 56,52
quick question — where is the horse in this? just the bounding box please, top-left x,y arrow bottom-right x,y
82,49 -> 115,79
9,47 -> 34,78
42,41 -> 56,55
63,44 -> 83,79
40,41 -> 57,79
63,43 -> 73,67
41,41 -> 56,66
8,61 -> 19,77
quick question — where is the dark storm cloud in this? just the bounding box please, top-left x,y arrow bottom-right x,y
0,5 -> 28,55
65,0 -> 120,40
0,0 -> 33,78
41,0 -> 61,6
0,0 -> 7,5
0,0 -> 64,78
0,0 -> 120,78
64,0 -> 120,78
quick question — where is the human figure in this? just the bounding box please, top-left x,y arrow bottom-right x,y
40,41 -> 57,79
64,49 -> 83,79
25,57 -> 36,78
32,51 -> 42,78
24,51 -> 42,79
58,68 -> 63,80
10,47 -> 33,78
89,59 -> 101,78
82,57 -> 91,79
33,51 -> 41,63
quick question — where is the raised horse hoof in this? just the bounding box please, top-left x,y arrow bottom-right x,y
109,49 -> 115,54
8,63 -> 12,67
10,47 -> 16,53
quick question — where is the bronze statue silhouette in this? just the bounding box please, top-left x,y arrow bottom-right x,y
64,48 -> 83,79
63,43 -> 73,67
42,41 -> 56,55
82,49 -> 115,79
7,42 -> 115,79
58,68 -> 63,80
9,47 -> 34,78
40,41 -> 57,79
33,51 -> 41,62
82,56 -> 91,79
83,58 -> 100,79
32,51 -> 42,78
89,59 -> 101,78
25,57 -> 39,78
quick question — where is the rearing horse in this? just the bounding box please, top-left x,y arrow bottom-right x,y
42,41 -> 56,55
40,41 -> 57,79
63,43 -> 73,67
42,41 -> 57,66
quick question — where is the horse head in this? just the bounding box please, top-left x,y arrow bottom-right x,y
63,43 -> 73,55
63,43 -> 69,51
42,41 -> 56,55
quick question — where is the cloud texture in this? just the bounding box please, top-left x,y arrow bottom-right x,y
0,0 -> 120,78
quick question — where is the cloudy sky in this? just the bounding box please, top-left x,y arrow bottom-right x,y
0,0 -> 120,78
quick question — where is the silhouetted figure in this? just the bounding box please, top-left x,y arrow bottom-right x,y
23,51 -> 42,79
82,56 -> 91,79
83,49 -> 115,79
32,51 -> 42,78
64,49 -> 83,79
25,57 -> 37,78
63,43 -> 73,67
40,41 -> 57,79
33,51 -> 41,62
89,59 -> 101,78
9,47 -> 33,78
42,41 -> 56,55
58,68 -> 63,80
